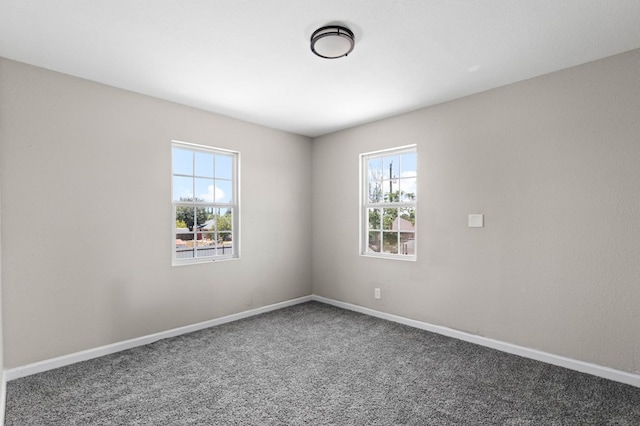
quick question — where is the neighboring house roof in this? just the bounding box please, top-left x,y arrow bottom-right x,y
392,217 -> 415,232
198,219 -> 215,231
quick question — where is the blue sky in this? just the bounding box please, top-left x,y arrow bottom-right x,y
172,147 -> 233,203
368,151 -> 417,202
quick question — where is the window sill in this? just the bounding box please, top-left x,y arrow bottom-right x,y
360,253 -> 416,262
172,256 -> 240,266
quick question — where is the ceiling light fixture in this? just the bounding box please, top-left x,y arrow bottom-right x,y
310,25 -> 355,59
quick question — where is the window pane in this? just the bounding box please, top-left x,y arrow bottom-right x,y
195,206 -> 214,230
368,158 -> 383,176
195,178 -> 215,202
175,229 -> 192,241
383,179 -> 400,203
399,178 -> 416,202
215,155 -> 233,179
368,208 -> 381,230
400,152 -> 417,177
367,158 -> 383,203
383,155 -> 400,180
216,208 -> 233,232
195,151 -> 214,178
214,179 -> 233,203
173,148 -> 193,175
382,208 -> 398,230
219,231 -> 233,255
195,246 -> 216,258
398,208 -> 416,231
368,231 -> 381,253
176,206 -> 195,230
400,232 -> 415,255
195,232 -> 216,257
176,245 -> 194,259
173,176 -> 193,202
368,179 -> 383,203
383,232 -> 398,254
176,226 -> 194,259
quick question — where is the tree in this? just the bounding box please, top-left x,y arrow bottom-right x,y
216,209 -> 233,242
216,209 -> 233,232
368,170 -> 383,203
384,189 -> 415,203
175,198 -> 211,231
400,207 -> 415,226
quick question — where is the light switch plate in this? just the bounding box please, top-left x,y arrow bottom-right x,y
468,214 -> 484,228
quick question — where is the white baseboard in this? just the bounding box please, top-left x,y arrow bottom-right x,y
0,371 -> 5,426
5,295 -> 313,382
311,295 -> 640,388
5,294 -> 639,389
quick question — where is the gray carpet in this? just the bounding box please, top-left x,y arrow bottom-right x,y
5,301 -> 640,425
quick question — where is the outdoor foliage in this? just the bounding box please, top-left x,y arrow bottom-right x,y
175,197 -> 233,234
175,197 -> 208,231
365,151 -> 416,255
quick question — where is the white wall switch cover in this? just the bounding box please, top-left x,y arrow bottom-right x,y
468,214 -> 484,228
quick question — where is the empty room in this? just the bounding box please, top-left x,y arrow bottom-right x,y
1,1 -> 640,424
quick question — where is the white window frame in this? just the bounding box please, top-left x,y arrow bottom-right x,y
172,140 -> 240,265
360,145 -> 417,261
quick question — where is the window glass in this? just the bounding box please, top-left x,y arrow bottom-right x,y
173,148 -> 193,175
361,146 -> 416,260
215,155 -> 233,179
194,151 -> 214,178
172,142 -> 239,264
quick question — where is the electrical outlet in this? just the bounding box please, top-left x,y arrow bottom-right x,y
374,288 -> 381,299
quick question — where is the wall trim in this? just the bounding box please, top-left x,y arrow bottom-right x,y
5,294 -> 639,389
0,371 -> 6,426
4,295 -> 313,382
311,295 -> 640,388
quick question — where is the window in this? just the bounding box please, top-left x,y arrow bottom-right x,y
361,145 -> 416,260
172,141 -> 239,264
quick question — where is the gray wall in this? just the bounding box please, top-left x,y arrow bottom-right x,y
0,58 -> 312,368
0,135 -> 4,422
311,49 -> 640,374
2,49 -> 640,376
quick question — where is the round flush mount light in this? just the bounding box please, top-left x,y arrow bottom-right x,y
310,25 -> 355,59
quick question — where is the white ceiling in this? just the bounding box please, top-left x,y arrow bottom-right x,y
2,1 -> 640,137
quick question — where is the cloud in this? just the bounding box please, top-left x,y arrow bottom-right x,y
198,185 -> 225,202
400,171 -> 417,196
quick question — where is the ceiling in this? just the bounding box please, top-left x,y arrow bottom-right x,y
2,1 -> 640,137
